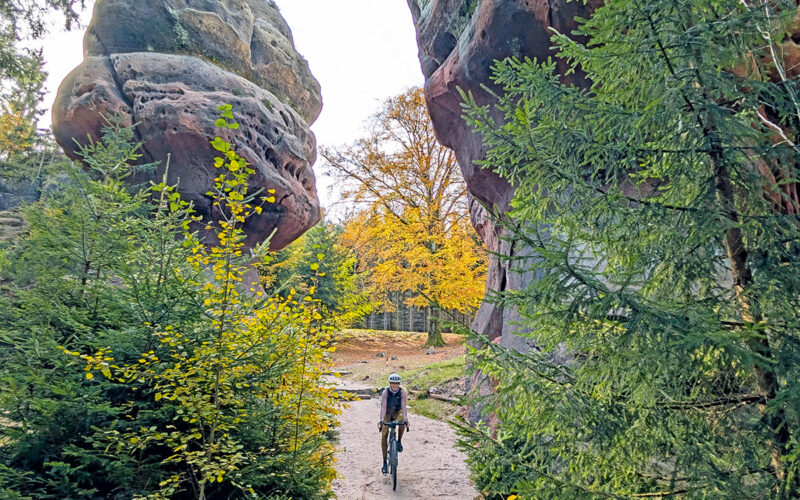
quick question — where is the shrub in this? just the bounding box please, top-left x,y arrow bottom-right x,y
0,107 -> 341,498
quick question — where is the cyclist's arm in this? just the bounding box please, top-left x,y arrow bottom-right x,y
379,389 -> 388,423
401,389 -> 408,422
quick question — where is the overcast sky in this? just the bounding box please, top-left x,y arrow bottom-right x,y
37,0 -> 425,212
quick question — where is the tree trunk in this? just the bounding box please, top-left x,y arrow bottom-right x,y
654,8 -> 795,485
425,307 -> 431,334
392,292 -> 400,331
708,132 -> 791,488
424,307 -> 446,347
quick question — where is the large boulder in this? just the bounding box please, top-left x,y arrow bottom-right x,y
53,0 -> 321,250
82,0 -> 321,123
407,0 -> 599,345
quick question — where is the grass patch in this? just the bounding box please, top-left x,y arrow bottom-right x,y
400,355 -> 466,422
408,397 -> 461,421
399,355 -> 466,389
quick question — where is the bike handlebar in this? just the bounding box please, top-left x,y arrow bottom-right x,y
380,421 -> 407,428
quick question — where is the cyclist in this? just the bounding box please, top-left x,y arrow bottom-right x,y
379,373 -> 409,474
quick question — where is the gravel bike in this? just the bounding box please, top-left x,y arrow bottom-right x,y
380,421 -> 406,490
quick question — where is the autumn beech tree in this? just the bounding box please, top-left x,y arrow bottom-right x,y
322,87 -> 486,347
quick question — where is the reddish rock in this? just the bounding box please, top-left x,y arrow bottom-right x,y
407,0 -> 598,343
53,1 -> 321,250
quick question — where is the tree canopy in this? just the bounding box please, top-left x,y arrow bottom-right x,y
323,87 -> 486,346
1,0 -> 84,103
259,218 -> 374,329
0,1 -> 83,188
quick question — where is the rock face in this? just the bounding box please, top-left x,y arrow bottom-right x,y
53,0 -> 321,250
0,176 -> 39,212
406,0 -> 599,347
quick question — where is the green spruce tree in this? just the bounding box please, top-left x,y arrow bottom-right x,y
260,219 -> 373,329
457,0 -> 800,498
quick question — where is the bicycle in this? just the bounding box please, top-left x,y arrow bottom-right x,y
380,420 -> 407,490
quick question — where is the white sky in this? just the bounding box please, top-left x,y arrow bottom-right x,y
37,0 -> 424,213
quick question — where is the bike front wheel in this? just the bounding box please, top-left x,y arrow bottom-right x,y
389,439 -> 398,490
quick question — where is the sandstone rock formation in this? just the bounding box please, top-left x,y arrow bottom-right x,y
407,0 -> 599,350
0,176 -> 39,212
53,0 -> 321,250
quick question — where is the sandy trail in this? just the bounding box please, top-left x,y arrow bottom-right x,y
331,381 -> 479,500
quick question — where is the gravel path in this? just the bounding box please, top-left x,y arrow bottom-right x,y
331,382 -> 479,499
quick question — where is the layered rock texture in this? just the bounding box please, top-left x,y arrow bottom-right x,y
406,0 -> 599,350
0,176 -> 39,212
53,0 -> 322,250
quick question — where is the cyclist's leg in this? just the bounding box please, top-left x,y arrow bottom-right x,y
381,422 -> 390,461
381,422 -> 390,473
396,415 -> 405,442
393,413 -> 405,451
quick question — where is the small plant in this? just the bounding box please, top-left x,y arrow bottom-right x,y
173,21 -> 190,49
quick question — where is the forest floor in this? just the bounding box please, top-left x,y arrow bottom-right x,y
328,329 -> 480,499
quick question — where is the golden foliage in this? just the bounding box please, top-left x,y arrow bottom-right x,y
0,101 -> 35,161
324,87 -> 487,314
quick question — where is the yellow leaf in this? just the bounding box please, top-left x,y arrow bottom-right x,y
254,206 -> 263,214
85,372 -> 94,380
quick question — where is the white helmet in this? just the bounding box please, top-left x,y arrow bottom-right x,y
388,373 -> 401,383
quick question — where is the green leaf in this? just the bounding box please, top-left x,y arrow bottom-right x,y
211,137 -> 230,152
